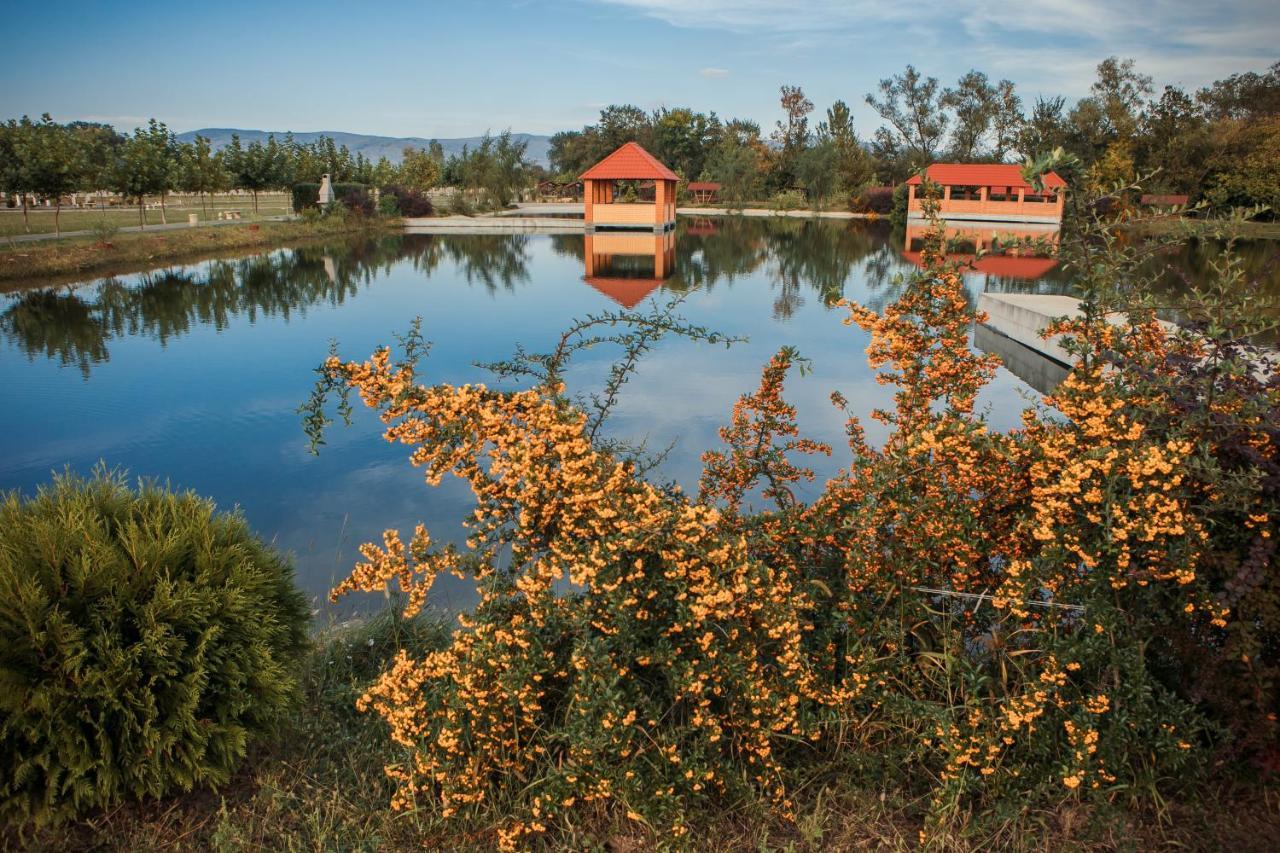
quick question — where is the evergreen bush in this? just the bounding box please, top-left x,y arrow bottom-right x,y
291,182 -> 320,213
0,468 -> 310,826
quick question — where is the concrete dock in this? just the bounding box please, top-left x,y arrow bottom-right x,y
401,204 -> 872,235
977,291 -> 1277,391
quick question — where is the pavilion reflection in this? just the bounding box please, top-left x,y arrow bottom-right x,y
902,222 -> 1061,280
582,230 -> 677,309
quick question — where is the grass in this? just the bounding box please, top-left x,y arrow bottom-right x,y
0,194 -> 293,238
6,606 -> 1277,852
0,213 -> 399,287
1127,216 -> 1280,241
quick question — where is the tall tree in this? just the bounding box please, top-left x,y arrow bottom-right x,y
110,120 -> 174,228
1019,96 -> 1069,160
21,115 -> 79,235
771,85 -> 814,188
989,79 -> 1024,161
708,134 -> 762,210
794,138 -> 840,210
1,118 -> 33,232
177,135 -> 227,217
942,70 -> 997,160
400,145 -> 443,192
866,65 -> 949,166
1090,56 -> 1153,139
225,134 -> 282,212
818,101 -> 875,196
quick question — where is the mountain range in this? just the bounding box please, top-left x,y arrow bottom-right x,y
175,128 -> 553,167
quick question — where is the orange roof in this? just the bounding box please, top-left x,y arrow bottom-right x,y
687,181 -> 721,191
906,164 -> 1066,190
580,142 -> 680,181
584,276 -> 664,309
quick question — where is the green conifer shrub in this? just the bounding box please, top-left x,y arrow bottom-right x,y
0,468 -> 310,826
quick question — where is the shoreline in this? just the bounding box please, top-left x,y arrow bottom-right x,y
0,217 -> 402,289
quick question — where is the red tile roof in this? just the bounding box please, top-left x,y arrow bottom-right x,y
906,164 -> 1066,190
686,181 -> 721,191
580,142 -> 680,181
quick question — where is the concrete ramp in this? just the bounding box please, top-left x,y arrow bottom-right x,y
977,293 -> 1081,366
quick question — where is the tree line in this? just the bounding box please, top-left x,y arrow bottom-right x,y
550,58 -> 1280,213
0,117 -> 534,233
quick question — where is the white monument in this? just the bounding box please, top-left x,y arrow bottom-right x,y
318,173 -> 335,207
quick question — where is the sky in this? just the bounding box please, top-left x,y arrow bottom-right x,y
2,0 -> 1276,140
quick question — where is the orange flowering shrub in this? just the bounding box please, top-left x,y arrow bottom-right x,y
306,189 -> 1278,845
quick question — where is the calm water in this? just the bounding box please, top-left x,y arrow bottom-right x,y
2,218 -> 1275,614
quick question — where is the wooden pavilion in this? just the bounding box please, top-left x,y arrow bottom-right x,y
687,181 -> 721,204
906,164 -> 1066,224
580,142 -> 678,232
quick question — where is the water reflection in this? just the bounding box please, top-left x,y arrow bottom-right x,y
2,218 -> 1276,611
902,221 -> 1062,282
582,231 -> 676,308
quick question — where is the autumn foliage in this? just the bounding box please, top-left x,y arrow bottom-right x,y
308,200 -> 1278,846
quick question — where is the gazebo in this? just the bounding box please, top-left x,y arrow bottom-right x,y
580,142 -> 679,232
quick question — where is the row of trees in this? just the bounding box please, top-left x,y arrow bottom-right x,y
0,116 -> 535,232
550,59 -> 1280,212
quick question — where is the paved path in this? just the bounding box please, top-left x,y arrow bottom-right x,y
504,202 -> 872,220
3,215 -> 295,244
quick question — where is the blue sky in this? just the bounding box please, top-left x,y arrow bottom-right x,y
2,0 -> 1276,138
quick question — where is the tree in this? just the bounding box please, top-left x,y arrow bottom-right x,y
770,85 -> 814,189
652,107 -> 721,181
1019,96 -> 1069,162
448,131 -> 530,209
225,134 -> 283,212
67,121 -> 122,210
708,135 -> 762,211
866,65 -> 949,166
0,118 -> 33,232
1090,56 -> 1153,140
1198,61 -> 1280,120
20,115 -> 79,235
1202,114 -> 1280,211
817,101 -> 875,198
177,135 -> 227,218
109,120 -> 173,228
942,70 -> 997,160
794,138 -> 840,210
399,145 -> 442,191
988,80 -> 1024,162
1139,86 -> 1210,193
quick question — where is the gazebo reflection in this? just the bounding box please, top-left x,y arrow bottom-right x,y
902,221 -> 1061,279
582,231 -> 677,309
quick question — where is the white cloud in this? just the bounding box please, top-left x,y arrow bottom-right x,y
587,0 -> 1279,94
699,67 -> 730,79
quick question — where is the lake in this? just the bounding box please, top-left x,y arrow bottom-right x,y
2,218 -> 1275,615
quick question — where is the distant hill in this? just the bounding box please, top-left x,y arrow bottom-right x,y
176,128 -> 552,167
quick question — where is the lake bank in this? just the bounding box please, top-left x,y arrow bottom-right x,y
10,608 -> 1276,852
0,216 -> 402,286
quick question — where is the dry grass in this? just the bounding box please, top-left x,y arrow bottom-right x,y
0,194 -> 292,238
0,215 -> 399,287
